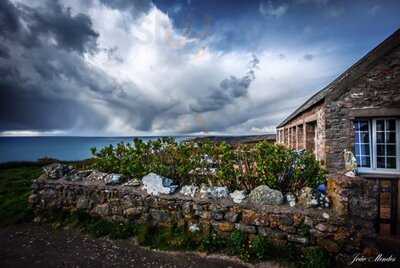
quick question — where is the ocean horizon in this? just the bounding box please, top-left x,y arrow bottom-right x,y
0,136 -> 192,163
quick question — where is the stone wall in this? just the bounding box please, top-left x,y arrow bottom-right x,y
325,45 -> 400,174
277,102 -> 326,164
29,174 -> 378,263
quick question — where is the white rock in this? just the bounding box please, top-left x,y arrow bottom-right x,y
188,223 -> 200,233
180,185 -> 198,197
142,173 -> 178,196
322,212 -> 330,219
110,174 -> 122,184
248,185 -> 284,205
285,193 -> 296,207
199,185 -> 229,199
345,171 -> 356,177
230,190 -> 247,204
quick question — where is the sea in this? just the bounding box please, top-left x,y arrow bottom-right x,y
0,136 -> 191,163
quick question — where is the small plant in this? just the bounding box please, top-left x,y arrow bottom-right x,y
228,230 -> 247,255
249,235 -> 268,260
301,247 -> 330,268
199,231 -> 227,252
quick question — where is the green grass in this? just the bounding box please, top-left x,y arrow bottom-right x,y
0,165 -> 42,226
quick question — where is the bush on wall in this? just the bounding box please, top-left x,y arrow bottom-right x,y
91,138 -> 326,193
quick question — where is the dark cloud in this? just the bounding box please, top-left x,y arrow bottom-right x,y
0,0 -> 153,133
0,0 -> 20,35
26,1 -> 99,54
190,55 -> 259,113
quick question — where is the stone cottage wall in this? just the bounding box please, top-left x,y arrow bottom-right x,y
277,102 -> 326,164
325,45 -> 400,175
29,176 -> 378,263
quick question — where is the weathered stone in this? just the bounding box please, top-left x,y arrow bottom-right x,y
122,178 -> 141,187
278,214 -> 293,226
85,171 -> 109,185
212,211 -> 224,221
298,187 -> 318,208
218,222 -> 235,232
43,163 -> 73,179
257,227 -> 287,239
285,193 -> 296,207
334,227 -> 351,241
92,204 -> 110,217
315,223 -> 328,232
287,234 -> 309,245
142,173 -> 178,195
224,211 -> 239,223
242,209 -> 258,225
199,185 -> 229,199
230,190 -> 246,204
318,239 -> 340,253
179,185 -> 198,197
235,224 -> 257,234
150,209 -> 170,223
200,211 -> 211,220
304,216 -> 313,227
76,197 -> 90,209
188,223 -> 200,233
124,207 -> 142,217
248,185 -> 283,205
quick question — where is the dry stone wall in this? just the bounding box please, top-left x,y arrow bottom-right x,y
29,173 -> 378,264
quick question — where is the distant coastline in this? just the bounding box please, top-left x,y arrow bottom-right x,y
0,134 -> 275,163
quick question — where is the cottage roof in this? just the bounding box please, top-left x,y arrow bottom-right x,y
277,28 -> 400,128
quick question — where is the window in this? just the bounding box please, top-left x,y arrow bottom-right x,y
354,120 -> 371,168
354,118 -> 400,173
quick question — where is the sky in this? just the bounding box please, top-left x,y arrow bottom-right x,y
0,0 -> 399,136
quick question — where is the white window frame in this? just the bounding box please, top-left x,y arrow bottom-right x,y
357,118 -> 400,175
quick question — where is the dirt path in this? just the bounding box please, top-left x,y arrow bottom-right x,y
0,223 -> 281,268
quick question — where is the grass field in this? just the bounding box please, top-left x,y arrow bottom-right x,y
0,163 -> 42,226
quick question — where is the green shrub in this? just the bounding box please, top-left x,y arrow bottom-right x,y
199,231 -> 227,252
91,138 -> 326,193
228,230 -> 247,255
249,235 -> 268,260
302,247 -> 330,268
109,222 -> 136,239
86,219 -> 114,237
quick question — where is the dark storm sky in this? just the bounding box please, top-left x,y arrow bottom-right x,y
1,0 -> 399,136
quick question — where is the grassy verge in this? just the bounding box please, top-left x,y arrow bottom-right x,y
40,209 -> 331,268
0,164 -> 42,226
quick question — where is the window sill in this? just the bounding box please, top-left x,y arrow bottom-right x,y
358,170 -> 400,179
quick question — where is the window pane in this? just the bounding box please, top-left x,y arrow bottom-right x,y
376,132 -> 385,143
376,120 -> 385,131
377,157 -> 385,168
387,145 -> 396,156
359,132 -> 369,143
387,157 -> 397,169
355,144 -> 370,156
355,120 -> 369,131
377,145 -> 385,156
386,132 -> 396,144
361,156 -> 371,168
386,120 -> 396,131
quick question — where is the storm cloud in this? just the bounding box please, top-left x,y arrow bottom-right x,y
1,0 -> 396,136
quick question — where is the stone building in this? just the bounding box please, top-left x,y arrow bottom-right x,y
276,28 -> 400,235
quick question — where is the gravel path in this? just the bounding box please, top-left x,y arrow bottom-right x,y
0,223 -> 285,268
